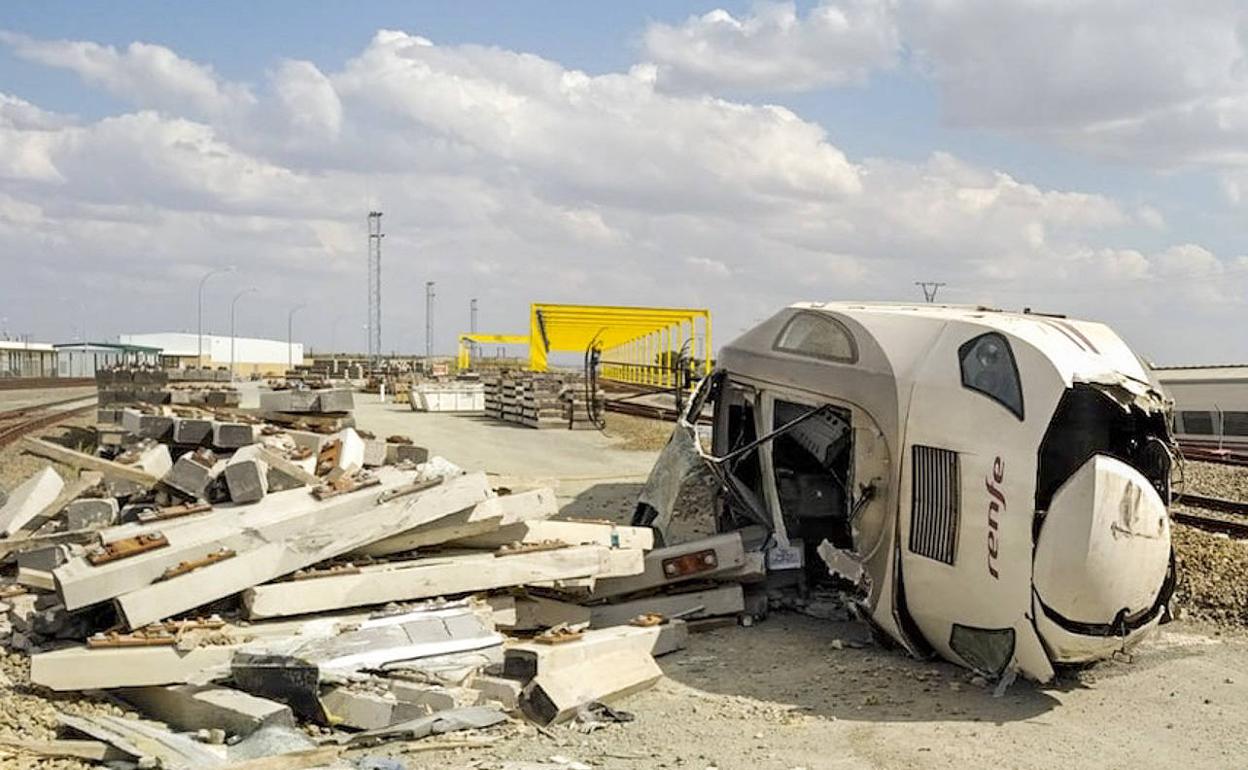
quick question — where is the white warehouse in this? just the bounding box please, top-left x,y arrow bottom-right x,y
119,333 -> 305,377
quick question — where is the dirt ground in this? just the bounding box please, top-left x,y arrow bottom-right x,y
1,394 -> 1247,768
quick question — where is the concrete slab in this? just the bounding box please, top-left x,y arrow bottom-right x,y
0,468 -> 64,537
224,457 -> 268,504
358,487 -> 556,557
118,472 -> 493,627
385,443 -> 429,465
242,544 -> 643,620
500,595 -> 591,632
172,418 -> 213,446
120,409 -> 174,441
467,674 -> 522,710
20,436 -> 129,496
63,497 -> 120,530
318,688 -> 401,730
503,624 -> 669,684
388,681 -> 481,714
232,602 -> 502,721
588,584 -> 745,628
161,451 -> 216,500
454,519 -> 654,551
56,475 -> 470,611
119,684 -> 295,736
520,649 -> 662,725
362,439 -> 388,468
211,422 -> 255,450
314,389 -> 355,413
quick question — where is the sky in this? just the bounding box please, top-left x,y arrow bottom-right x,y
1,0 -> 1246,364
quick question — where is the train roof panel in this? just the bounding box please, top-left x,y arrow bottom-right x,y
803,303 -> 1146,378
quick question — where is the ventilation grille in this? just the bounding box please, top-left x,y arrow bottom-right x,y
910,446 -> 960,565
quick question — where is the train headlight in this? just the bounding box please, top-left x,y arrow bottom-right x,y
959,333 -> 1024,419
949,624 -> 1015,677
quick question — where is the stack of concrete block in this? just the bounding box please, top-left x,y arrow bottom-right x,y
96,367 -> 171,406
482,373 -> 604,429
258,387 -> 356,432
259,388 -> 354,415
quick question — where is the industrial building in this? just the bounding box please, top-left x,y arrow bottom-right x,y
0,339 -> 57,378
119,333 -> 305,377
54,342 -> 163,378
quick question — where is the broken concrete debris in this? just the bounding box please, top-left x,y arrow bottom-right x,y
0,466 -> 64,537
0,375 -> 773,766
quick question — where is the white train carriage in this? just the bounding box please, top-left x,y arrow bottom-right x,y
638,302 -> 1176,682
1152,365 -> 1248,449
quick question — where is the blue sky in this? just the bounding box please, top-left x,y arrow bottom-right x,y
0,1 -> 1245,362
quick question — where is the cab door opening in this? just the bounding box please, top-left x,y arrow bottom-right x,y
769,398 -> 855,568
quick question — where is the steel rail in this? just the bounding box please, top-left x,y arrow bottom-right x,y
0,378 -> 94,391
1171,510 -> 1248,538
0,400 -> 98,449
1174,492 -> 1248,516
1177,441 -> 1248,467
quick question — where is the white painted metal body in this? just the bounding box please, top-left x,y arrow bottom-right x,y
668,302 -> 1175,682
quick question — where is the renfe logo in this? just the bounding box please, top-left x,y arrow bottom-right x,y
986,457 -> 1005,579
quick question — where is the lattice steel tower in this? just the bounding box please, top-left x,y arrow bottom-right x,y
367,211 -> 383,360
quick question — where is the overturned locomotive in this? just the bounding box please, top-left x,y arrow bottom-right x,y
637,302 -> 1176,682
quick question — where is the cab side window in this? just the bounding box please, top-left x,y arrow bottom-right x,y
958,333 -> 1024,419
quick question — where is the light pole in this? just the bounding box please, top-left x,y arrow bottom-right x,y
229,287 -> 256,380
198,266 -> 236,366
287,303 -> 306,374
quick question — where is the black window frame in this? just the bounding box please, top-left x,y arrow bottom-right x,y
958,332 -> 1025,421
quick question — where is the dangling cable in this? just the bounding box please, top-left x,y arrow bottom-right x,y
583,329 -> 606,430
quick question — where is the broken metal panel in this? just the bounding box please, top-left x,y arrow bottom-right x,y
634,424 -> 704,542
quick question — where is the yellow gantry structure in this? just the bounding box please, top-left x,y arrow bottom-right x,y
457,304 -> 712,388
457,333 -> 530,370
529,303 -> 711,387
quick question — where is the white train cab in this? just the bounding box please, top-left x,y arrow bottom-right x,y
636,302 -> 1176,682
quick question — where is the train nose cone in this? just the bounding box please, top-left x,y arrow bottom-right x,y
1032,454 -> 1171,662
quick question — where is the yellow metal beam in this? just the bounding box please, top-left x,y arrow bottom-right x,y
457,333 -> 530,370
526,303 -> 710,386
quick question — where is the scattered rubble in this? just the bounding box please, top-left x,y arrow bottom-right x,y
0,371 -> 765,767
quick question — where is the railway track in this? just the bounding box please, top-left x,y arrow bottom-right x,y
603,398 -> 683,422
1172,491 -> 1248,538
0,395 -> 98,449
0,378 -> 94,391
1178,441 -> 1248,467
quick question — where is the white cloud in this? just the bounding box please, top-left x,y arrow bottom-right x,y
638,1 -> 1248,199
267,60 -> 343,146
0,93 -> 72,130
0,28 -> 1241,361
643,1 -> 900,92
330,30 -> 863,211
0,30 -> 254,118
903,0 -> 1248,185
